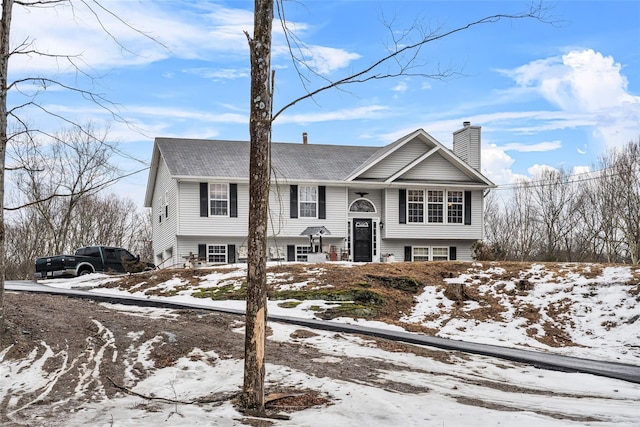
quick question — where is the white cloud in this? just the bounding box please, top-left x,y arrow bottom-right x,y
183,68 -> 249,80
498,140 -> 562,152
8,2 -> 253,75
297,45 -> 362,75
504,49 -> 640,149
392,81 -> 409,93
482,144 -> 528,185
279,105 -> 388,124
527,163 -> 558,177
572,165 -> 591,175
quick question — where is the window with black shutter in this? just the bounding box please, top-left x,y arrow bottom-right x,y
399,189 -> 407,224
230,184 -> 238,218
404,246 -> 412,261
227,244 -> 236,263
464,191 -> 472,225
199,183 -> 208,217
318,186 -> 326,219
290,185 -> 298,218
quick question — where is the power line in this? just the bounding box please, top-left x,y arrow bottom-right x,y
490,164 -> 637,191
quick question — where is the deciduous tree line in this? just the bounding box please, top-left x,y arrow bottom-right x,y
5,127 -> 151,279
478,138 -> 640,264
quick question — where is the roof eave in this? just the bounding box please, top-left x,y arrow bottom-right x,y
143,142 -> 161,207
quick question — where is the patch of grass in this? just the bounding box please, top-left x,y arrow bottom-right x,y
192,284 -> 246,300
278,300 -> 302,309
269,288 -> 385,305
317,303 -> 379,320
364,274 -> 421,293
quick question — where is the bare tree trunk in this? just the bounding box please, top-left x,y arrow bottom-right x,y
242,0 -> 273,412
0,0 -> 14,347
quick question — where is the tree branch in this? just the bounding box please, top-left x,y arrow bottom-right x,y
272,2 -> 554,121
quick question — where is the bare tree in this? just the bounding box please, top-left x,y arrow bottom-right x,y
600,140 -> 640,263
0,0 -> 159,345
9,125 -> 120,253
530,168 -> 578,261
5,192 -> 150,279
481,191 -> 510,260
242,0 -> 553,413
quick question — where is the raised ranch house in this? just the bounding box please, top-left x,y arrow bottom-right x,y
144,122 -> 495,267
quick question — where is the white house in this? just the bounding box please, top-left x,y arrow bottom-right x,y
144,122 -> 495,267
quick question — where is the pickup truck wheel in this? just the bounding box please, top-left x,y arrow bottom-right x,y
78,268 -> 93,276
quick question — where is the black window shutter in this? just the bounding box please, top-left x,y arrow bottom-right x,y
198,244 -> 206,260
290,185 -> 298,218
399,189 -> 406,224
200,183 -> 208,217
287,245 -> 296,261
449,246 -> 457,261
404,246 -> 412,261
165,204 -> 168,218
464,191 -> 472,225
318,186 -> 326,219
230,183 -> 238,218
227,244 -> 236,263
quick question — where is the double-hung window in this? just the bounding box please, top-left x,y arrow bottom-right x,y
412,247 -> 430,261
209,184 -> 228,216
296,245 -> 312,262
405,189 -> 465,224
407,190 -> 424,223
299,186 -> 317,218
432,247 -> 449,261
412,246 -> 449,261
208,245 -> 227,263
427,190 -> 444,223
447,191 -> 463,224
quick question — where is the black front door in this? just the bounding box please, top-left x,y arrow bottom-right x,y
353,218 -> 372,262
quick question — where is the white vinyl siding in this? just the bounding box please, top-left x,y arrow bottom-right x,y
380,240 -> 473,261
178,181 -> 248,237
360,139 -> 426,180
151,158 -> 178,267
271,184 -> 347,239
401,151 -> 473,181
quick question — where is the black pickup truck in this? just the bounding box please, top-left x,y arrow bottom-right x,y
34,245 -> 154,279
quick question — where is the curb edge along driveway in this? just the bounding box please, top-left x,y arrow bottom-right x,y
6,281 -> 640,385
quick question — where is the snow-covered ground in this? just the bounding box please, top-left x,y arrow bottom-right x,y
5,261 -> 639,426
39,261 -> 640,364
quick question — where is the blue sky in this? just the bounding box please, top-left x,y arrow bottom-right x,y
8,0 -> 640,205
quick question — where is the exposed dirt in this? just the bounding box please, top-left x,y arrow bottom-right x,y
0,291 -> 455,426
2,260 -> 638,425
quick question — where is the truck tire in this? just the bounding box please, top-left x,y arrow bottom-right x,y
78,267 -> 93,276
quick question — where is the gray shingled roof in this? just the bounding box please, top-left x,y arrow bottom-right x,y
156,138 -> 382,181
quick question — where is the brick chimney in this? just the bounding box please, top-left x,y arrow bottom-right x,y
453,121 -> 481,171
302,132 -> 308,145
